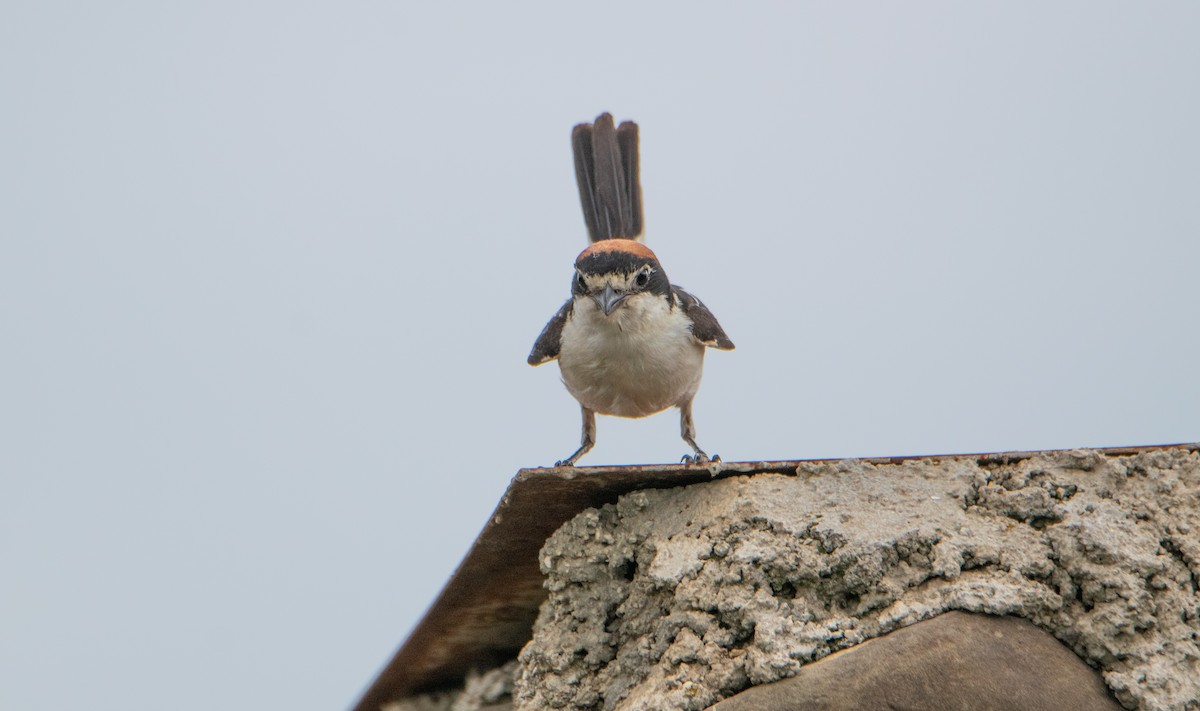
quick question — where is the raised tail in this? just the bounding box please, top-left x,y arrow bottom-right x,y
572,113 -> 643,242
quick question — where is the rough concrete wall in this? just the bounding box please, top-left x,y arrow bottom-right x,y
514,447 -> 1200,710
384,662 -> 517,711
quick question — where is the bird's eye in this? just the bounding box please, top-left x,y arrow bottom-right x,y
575,273 -> 588,292
635,270 -> 651,288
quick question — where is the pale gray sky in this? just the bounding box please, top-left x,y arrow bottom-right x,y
2,2 -> 1197,710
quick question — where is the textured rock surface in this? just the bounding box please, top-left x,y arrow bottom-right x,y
708,610 -> 1120,710
384,661 -> 517,711
514,447 -> 1200,710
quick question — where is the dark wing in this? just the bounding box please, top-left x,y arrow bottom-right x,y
528,299 -> 574,365
673,286 -> 734,350
572,113 -> 643,242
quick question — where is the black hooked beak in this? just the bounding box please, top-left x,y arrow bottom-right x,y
594,284 -> 627,316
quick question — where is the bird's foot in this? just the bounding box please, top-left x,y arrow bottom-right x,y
681,453 -> 721,465
554,439 -> 593,468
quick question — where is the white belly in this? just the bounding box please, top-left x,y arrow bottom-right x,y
558,294 -> 705,418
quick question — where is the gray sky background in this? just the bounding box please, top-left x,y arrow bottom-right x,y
2,2 -> 1197,709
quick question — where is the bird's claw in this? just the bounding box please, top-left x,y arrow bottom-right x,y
554,459 -> 576,468
681,453 -> 711,465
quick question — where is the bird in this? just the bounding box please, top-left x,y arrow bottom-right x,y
528,113 -> 734,467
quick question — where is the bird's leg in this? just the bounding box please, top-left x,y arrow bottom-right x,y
679,398 -> 718,464
556,406 -> 596,467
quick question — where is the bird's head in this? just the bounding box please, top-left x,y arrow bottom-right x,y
572,239 -> 671,317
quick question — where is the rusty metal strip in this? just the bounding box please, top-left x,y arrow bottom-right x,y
351,443 -> 1197,711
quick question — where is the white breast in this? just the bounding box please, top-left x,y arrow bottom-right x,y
558,294 -> 705,418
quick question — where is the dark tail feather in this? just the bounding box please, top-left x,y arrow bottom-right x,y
572,113 -> 643,242
617,120 -> 643,239
571,123 -> 601,240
